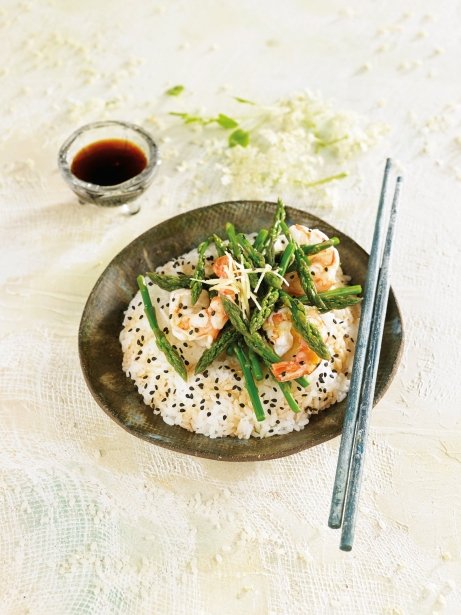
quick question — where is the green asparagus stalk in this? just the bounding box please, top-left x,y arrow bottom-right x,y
220,295 -> 280,363
194,324 -> 239,374
225,223 -> 242,259
318,285 -> 362,298
247,347 -> 264,381
297,285 -> 363,311
253,228 -> 269,251
265,198 -> 286,265
280,291 -> 330,360
293,248 -> 326,310
146,272 -> 193,291
285,237 -> 340,272
260,357 -> 301,413
237,233 -> 265,267
249,243 -> 294,334
319,296 -> 362,311
232,343 -> 265,421
190,239 -> 209,304
249,286 -> 280,333
280,219 -> 326,310
301,237 -> 340,255
137,275 -> 188,380
296,376 -> 310,387
276,380 -> 301,413
210,234 -> 227,257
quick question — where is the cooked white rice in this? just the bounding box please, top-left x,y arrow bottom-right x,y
119,239 -> 359,439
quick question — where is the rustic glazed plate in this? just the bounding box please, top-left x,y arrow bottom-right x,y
79,201 -> 404,461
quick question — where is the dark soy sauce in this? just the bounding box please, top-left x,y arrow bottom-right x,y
71,139 -> 147,186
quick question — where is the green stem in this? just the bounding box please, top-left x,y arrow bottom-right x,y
319,285 -> 362,299
225,223 -> 242,259
296,376 -> 310,388
233,344 -> 265,422
277,380 -> 301,413
137,276 -> 187,381
301,237 -> 340,256
146,272 -> 193,291
247,348 -> 264,381
294,172 -> 348,188
210,234 -> 227,257
253,229 -> 268,251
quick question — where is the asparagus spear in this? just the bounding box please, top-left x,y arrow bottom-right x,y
260,357 -> 301,413
194,324 -> 239,374
253,228 -> 269,251
280,291 -> 330,360
232,343 -> 265,421
285,237 -> 340,272
146,272 -> 193,291
296,376 -> 310,387
276,380 -> 301,413
319,296 -> 362,311
237,233 -> 265,267
237,232 -> 285,290
210,233 -> 227,257
220,295 -> 280,363
249,286 -> 280,334
297,285 -> 363,311
247,348 -> 264,381
190,239 -> 209,304
225,223 -> 242,259
301,237 -> 340,256
137,275 -> 188,380
249,243 -> 294,334
280,220 -> 326,310
319,285 -> 362,299
265,198 -> 286,265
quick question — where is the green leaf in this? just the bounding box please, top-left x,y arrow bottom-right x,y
234,96 -> 257,105
228,128 -> 250,148
169,112 -> 208,125
165,85 -> 185,96
216,113 -> 239,129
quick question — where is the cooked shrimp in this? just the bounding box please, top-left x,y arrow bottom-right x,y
169,255 -> 235,348
262,307 -> 294,357
285,224 -> 340,294
169,289 -> 221,348
212,255 -> 236,297
263,306 -> 327,382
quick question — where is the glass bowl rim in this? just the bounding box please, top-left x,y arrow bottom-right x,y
58,120 -> 159,193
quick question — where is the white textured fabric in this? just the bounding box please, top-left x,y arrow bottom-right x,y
1,1 -> 461,613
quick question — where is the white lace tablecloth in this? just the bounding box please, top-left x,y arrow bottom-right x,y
1,1 -> 460,613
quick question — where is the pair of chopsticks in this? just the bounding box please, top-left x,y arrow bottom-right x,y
328,158 -> 402,551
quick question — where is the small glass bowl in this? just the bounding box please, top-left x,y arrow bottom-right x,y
58,120 -> 159,215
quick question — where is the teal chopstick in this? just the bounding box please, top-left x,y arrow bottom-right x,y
328,158 -> 393,530
340,177 -> 402,551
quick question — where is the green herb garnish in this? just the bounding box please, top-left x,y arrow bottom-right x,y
165,85 -> 185,96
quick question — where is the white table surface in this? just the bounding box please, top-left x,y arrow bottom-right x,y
1,1 -> 460,613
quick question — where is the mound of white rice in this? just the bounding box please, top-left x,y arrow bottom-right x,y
119,242 -> 359,439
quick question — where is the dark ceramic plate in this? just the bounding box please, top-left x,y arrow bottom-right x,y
79,201 -> 404,461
